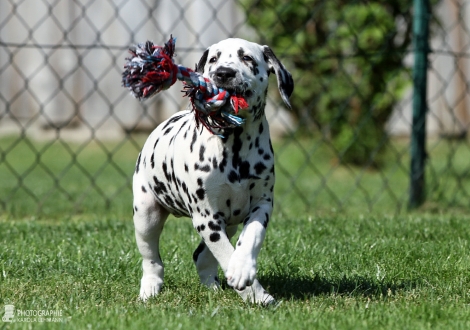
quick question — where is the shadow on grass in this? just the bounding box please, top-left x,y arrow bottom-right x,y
259,273 -> 418,300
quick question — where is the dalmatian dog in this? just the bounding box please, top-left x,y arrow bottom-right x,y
132,38 -> 294,304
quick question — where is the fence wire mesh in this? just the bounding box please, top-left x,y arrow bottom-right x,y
0,0 -> 469,218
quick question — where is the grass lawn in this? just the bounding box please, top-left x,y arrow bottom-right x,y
1,213 -> 470,329
1,136 -> 470,329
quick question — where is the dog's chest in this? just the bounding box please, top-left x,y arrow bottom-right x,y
137,111 -> 275,224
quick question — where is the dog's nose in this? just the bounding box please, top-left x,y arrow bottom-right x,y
215,67 -> 237,83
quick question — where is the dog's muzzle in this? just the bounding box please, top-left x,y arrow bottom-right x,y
214,67 -> 237,86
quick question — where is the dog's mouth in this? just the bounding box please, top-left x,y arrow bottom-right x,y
219,87 -> 253,116
224,87 -> 253,98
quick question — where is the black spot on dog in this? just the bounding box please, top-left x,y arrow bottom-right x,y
162,113 -> 185,130
162,162 -> 171,182
263,213 -> 270,228
163,195 -> 175,208
210,233 -> 221,242
219,149 -> 228,172
243,216 -> 250,225
141,185 -> 147,193
208,221 -> 222,231
263,154 -> 271,160
150,153 -> 155,169
197,178 -> 203,186
175,199 -> 185,210
193,242 -> 205,262
190,128 -> 198,153
196,188 -> 205,200
239,161 -> 250,179
226,199 -> 231,207
254,162 -> 267,175
231,127 -> 244,168
249,183 -> 255,190
228,170 -> 239,183
153,176 -> 167,194
184,163 -> 189,172
195,163 -> 211,172
199,145 -> 206,162
163,126 -> 172,135
170,159 -> 177,184
135,152 -> 141,174
233,209 -> 241,216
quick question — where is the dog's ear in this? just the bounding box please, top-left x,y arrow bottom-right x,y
263,46 -> 294,109
196,48 -> 209,73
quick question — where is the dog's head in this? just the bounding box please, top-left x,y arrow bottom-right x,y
196,38 -> 294,119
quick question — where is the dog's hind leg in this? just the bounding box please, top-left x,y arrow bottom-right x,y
133,174 -> 169,301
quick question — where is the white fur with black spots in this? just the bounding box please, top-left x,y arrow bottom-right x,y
132,38 -> 293,305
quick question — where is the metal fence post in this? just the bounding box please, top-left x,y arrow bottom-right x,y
410,0 -> 430,209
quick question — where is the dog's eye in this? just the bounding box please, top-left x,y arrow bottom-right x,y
242,55 -> 254,62
209,57 -> 217,63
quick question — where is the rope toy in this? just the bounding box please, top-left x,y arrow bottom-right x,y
122,36 -> 249,135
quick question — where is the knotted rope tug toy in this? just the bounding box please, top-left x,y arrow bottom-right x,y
122,36 -> 249,135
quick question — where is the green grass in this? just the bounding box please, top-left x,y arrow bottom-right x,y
1,136 -> 470,328
1,213 -> 470,329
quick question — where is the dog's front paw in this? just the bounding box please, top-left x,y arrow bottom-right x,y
226,251 -> 257,291
139,275 -> 163,301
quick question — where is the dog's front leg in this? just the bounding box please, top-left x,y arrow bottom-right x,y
193,210 -> 274,305
192,216 -> 235,277
193,225 -> 239,288
226,202 -> 271,291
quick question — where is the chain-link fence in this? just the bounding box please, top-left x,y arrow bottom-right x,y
1,0 -> 469,218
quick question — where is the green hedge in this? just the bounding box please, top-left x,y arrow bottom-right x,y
242,0 -> 417,166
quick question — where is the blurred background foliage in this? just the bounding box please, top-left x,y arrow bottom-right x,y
242,0 -> 435,166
